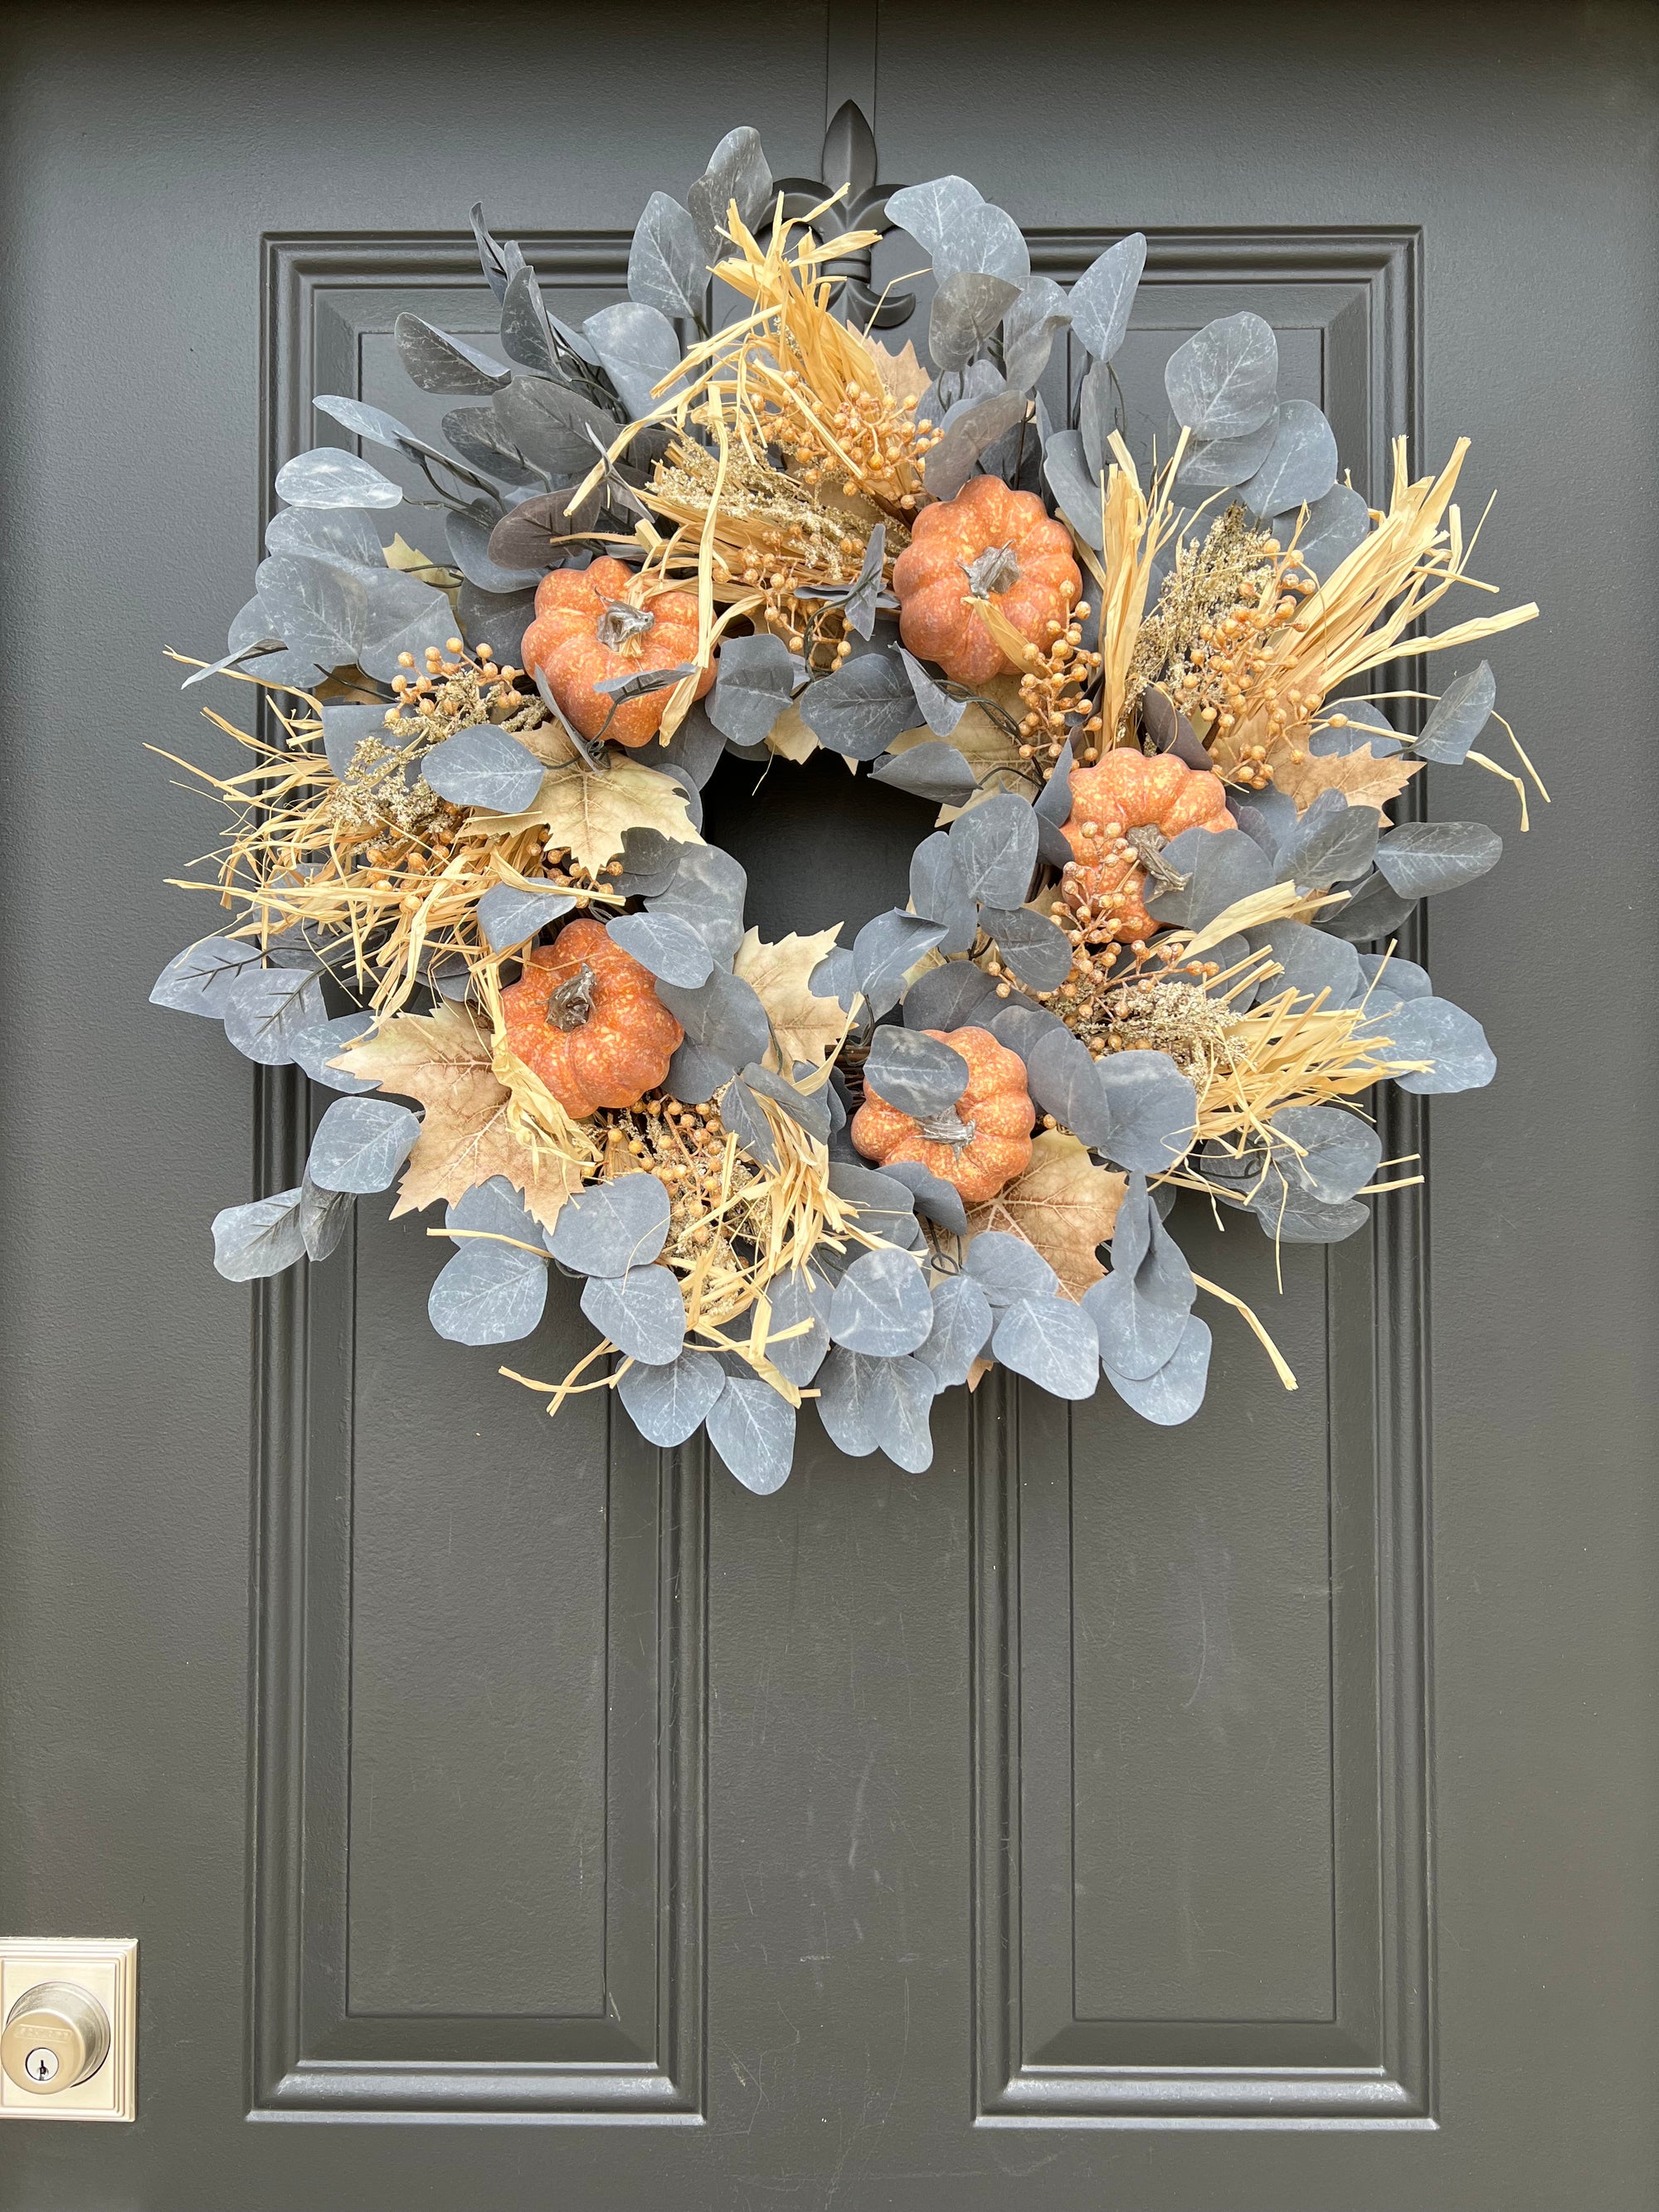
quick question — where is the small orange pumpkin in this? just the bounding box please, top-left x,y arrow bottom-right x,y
520,557 -> 714,747
892,475 -> 1082,686
850,1024 -> 1034,1205
1058,751 -> 1236,945
500,916 -> 684,1119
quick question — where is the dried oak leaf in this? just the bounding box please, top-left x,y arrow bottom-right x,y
333,999 -> 581,1227
488,756 -> 701,876
734,924 -> 849,1071
963,1130 -> 1126,1300
1269,743 -> 1421,814
868,337 -> 932,408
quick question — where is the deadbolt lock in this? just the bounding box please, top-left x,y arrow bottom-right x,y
2,1982 -> 111,2093
0,1941 -> 135,2122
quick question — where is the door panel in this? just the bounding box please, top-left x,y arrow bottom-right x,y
2,5 -> 1655,2209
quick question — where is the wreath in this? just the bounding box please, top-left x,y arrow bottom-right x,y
153,114 -> 1543,1495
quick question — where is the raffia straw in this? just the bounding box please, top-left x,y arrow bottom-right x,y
1190,1272 -> 1298,1391
1204,439 -> 1539,779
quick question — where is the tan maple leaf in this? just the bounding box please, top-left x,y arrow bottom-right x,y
963,1131 -> 1126,1300
868,336 -> 931,408
1269,744 -> 1421,814
763,702 -> 820,763
486,756 -> 701,876
733,924 -> 849,1071
333,999 -> 583,1228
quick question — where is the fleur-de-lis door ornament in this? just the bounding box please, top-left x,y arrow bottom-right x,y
767,100 -> 917,329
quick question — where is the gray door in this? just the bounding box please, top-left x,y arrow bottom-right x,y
2,4 -> 1655,2206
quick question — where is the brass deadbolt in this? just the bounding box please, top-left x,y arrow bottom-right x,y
1,1982 -> 110,2094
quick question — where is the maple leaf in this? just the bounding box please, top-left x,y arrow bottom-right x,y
964,1131 -> 1126,1300
868,336 -> 931,408
384,534 -> 459,593
763,702 -> 820,763
1269,744 -> 1421,814
333,999 -> 582,1227
488,756 -> 701,876
733,924 -> 849,1070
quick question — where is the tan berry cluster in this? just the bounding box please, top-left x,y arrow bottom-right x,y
1013,600 -> 1105,775
389,634 -> 528,718
597,1096 -> 767,1268
769,372 -> 939,509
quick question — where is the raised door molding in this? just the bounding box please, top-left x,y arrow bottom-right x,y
249,223 -> 1427,2125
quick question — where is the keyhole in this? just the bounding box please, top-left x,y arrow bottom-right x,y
27,2047 -> 58,2083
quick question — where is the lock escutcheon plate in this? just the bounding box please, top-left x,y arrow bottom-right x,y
0,1941 -> 135,2122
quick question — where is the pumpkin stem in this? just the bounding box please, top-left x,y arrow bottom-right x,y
1123,824 -> 1193,892
917,1106 -> 976,1148
596,598 -> 655,652
961,541 -> 1021,598
547,962 -> 598,1030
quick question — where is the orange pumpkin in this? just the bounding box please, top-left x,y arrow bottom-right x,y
520,557 -> 714,747
892,475 -> 1082,685
850,1024 -> 1034,1205
1058,751 -> 1235,945
500,916 -> 684,1119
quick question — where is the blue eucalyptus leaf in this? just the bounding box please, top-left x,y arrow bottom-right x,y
546,1174 -> 672,1276
274,447 -> 402,511
1102,1314 -> 1213,1424
421,727 -> 546,814
1097,1051 -> 1198,1174
477,882 -> 577,953
965,1229 -> 1058,1310
1379,995 -> 1496,1095
871,742 -> 977,806
1234,400 -> 1339,519
151,935 -> 267,1018
829,1247 -> 935,1357
1374,821 -> 1502,899
901,958 -> 1000,1031
898,647 -> 969,737
948,793 -> 1038,909
606,911 -> 716,988
715,1076 -> 780,1169
618,1347 -> 726,1447
628,191 -> 706,323
428,1237 -> 548,1344
645,843 -> 748,966
878,1159 -> 970,1237
581,1263 -> 687,1365
708,632 -> 798,746
1413,663 -> 1494,766
914,1273 -> 994,1388
658,966 -> 771,1067
1164,312 -> 1278,440
853,910 -> 948,1019
1068,232 -> 1146,364
221,965 -> 328,1067
761,1266 -> 834,1387
211,1189 -> 306,1282
991,1295 -> 1100,1400
305,1096 -> 421,1194
978,904 -> 1073,992
706,1376 -> 796,1495
864,1027 -> 971,1120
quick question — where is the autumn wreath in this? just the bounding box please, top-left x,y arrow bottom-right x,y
153,113 -> 1542,1494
